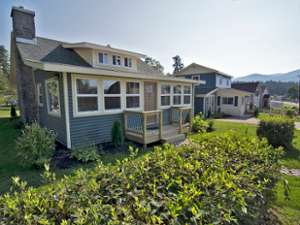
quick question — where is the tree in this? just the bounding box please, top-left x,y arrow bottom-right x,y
172,55 -> 184,73
0,45 -> 10,79
287,85 -> 298,100
144,57 -> 164,73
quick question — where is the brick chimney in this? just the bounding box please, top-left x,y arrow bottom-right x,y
11,6 -> 36,40
10,6 -> 37,123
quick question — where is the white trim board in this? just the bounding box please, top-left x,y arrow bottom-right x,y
63,73 -> 71,149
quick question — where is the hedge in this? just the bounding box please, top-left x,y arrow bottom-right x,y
257,114 -> 294,149
0,132 -> 282,225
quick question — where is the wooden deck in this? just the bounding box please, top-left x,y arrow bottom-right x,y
124,107 -> 192,148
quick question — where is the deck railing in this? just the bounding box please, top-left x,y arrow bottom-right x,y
124,107 -> 192,147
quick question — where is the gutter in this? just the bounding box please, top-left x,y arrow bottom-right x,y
23,59 -> 203,84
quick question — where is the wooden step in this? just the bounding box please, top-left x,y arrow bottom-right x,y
161,134 -> 186,144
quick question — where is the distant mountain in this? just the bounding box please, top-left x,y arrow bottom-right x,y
235,69 -> 300,82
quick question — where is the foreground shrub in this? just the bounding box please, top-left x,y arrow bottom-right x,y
254,107 -> 259,118
0,132 -> 281,224
16,122 -> 56,168
206,119 -> 214,132
71,144 -> 100,163
257,114 -> 294,149
192,114 -> 208,133
111,120 -> 124,147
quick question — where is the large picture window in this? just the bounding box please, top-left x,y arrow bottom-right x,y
183,85 -> 192,105
173,85 -> 182,105
46,78 -> 60,116
161,84 -> 171,106
126,82 -> 140,108
76,79 -> 98,112
104,80 -> 121,110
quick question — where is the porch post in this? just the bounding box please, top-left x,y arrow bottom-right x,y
159,111 -> 163,139
189,108 -> 193,131
179,108 -> 183,133
143,113 -> 147,149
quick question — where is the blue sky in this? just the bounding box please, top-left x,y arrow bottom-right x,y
1,0 -> 300,77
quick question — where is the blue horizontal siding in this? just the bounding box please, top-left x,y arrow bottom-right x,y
35,71 -> 67,145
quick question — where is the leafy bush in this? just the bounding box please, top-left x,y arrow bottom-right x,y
16,122 -> 56,168
10,105 -> 17,119
111,121 -> 124,147
207,119 -> 214,132
0,132 -> 282,224
286,108 -> 296,118
257,114 -> 294,149
192,114 -> 208,133
71,144 -> 100,163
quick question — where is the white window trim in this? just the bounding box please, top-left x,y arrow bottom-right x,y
160,83 -> 171,108
125,81 -> 141,110
173,85 -> 182,106
103,79 -> 122,113
74,78 -> 100,116
98,52 -> 108,65
45,77 -> 61,117
112,55 -> 122,66
183,85 -> 192,106
37,83 -> 43,107
124,57 -> 132,68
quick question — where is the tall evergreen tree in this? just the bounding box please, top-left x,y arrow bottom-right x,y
172,55 -> 184,73
0,45 -> 10,79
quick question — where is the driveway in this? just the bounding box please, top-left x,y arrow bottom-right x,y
216,116 -> 300,130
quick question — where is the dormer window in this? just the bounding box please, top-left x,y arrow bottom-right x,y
124,57 -> 132,67
112,55 -> 121,66
98,53 -> 108,64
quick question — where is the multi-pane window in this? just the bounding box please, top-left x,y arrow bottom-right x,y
37,83 -> 43,107
193,75 -> 200,80
173,85 -> 182,105
112,55 -> 121,66
104,80 -> 121,110
76,79 -> 98,112
183,86 -> 192,105
222,97 -> 234,105
46,78 -> 60,116
98,53 -> 108,64
124,57 -> 132,67
126,82 -> 140,108
161,84 -> 171,106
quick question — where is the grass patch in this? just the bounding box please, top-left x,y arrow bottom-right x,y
273,175 -> 300,225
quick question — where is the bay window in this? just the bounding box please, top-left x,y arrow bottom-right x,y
76,79 -> 98,112
46,77 -> 60,116
160,84 -> 171,106
126,82 -> 140,108
173,85 -> 182,105
183,85 -> 192,105
104,80 -> 121,110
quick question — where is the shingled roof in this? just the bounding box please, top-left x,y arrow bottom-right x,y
16,37 -> 92,67
16,36 -> 165,76
231,82 -> 259,93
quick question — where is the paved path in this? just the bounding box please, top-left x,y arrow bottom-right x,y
281,167 -> 300,177
216,117 -> 300,130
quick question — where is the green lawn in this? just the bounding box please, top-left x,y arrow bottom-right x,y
213,121 -> 300,225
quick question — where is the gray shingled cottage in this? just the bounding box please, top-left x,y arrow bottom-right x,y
10,6 -> 200,149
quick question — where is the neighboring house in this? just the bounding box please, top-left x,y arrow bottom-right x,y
174,63 -> 253,117
10,6 -> 200,149
231,82 -> 270,110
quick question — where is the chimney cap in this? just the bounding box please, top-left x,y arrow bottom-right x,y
11,6 -> 35,17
